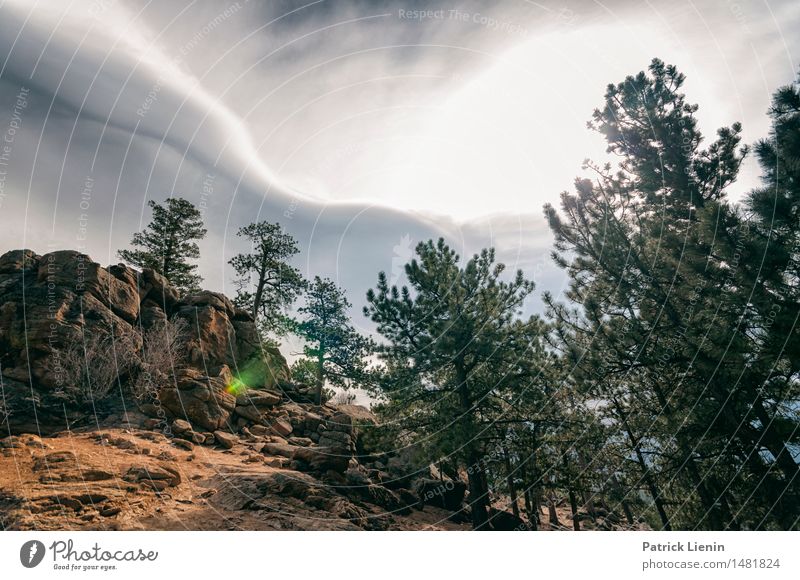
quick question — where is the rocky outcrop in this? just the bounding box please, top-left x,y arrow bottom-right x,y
0,248 -> 490,531
0,249 -> 290,434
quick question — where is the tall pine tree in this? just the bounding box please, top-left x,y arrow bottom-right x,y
293,277 -> 371,405
229,221 -> 305,331
119,197 -> 207,294
542,59 -> 771,529
365,238 -> 547,529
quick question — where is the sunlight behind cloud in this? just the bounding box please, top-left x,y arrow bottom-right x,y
326,24 -> 702,221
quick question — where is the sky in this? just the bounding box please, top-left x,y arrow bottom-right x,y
0,0 -> 798,336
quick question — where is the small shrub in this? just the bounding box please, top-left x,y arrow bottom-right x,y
46,329 -> 137,404
132,318 -> 188,402
331,390 -> 356,406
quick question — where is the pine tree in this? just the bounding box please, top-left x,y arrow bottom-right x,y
119,197 -> 207,294
365,238 -> 546,529
229,221 -> 305,331
293,277 -> 371,405
732,76 -> 800,525
541,59 -> 776,529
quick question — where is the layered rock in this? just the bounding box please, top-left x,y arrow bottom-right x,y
0,249 -> 290,434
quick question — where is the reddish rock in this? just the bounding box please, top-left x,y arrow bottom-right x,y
268,419 -> 293,438
0,248 -> 291,437
159,375 -> 235,432
138,268 -> 180,311
213,430 -> 238,449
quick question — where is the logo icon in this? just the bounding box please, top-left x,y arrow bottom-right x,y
20,540 -> 46,568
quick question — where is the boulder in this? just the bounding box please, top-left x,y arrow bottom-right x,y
293,445 -> 351,474
488,508 -> 527,531
231,318 -> 260,360
213,430 -> 238,449
302,411 -> 323,433
234,349 -> 291,391
414,478 -> 467,512
236,391 -> 282,409
171,439 -> 194,451
0,249 -> 39,273
335,405 -> 377,432
180,291 -> 235,317
261,442 -> 297,459
171,419 -> 192,434
365,485 -> 412,515
233,390 -> 282,422
233,405 -> 263,422
259,346 -> 292,387
139,302 -> 168,329
397,488 -> 422,510
381,452 -> 434,490
37,251 -> 140,324
176,303 -> 237,372
276,380 -> 319,403
123,464 -> 180,487
267,419 -> 293,438
174,293 -> 291,387
249,425 -> 268,436
138,268 -> 180,311
318,430 -> 352,446
159,374 -> 235,432
327,413 -> 354,434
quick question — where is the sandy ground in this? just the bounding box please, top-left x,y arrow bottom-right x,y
0,428 -> 471,531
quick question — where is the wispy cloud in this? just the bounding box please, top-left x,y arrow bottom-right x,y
0,0 -> 797,323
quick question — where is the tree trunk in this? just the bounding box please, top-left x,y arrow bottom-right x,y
537,492 -> 546,516
568,489 -> 581,531
523,488 -> 538,530
314,348 -> 324,405
622,499 -> 635,526
577,451 -> 597,521
455,361 -> 489,530
682,457 -> 730,530
251,271 -> 266,320
547,494 -> 561,528
465,449 -> 490,530
611,476 -> 635,525
616,403 -> 672,530
502,446 -> 520,518
646,385 -> 736,530
634,445 -> 672,531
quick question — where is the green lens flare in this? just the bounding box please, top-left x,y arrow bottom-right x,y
226,377 -> 248,396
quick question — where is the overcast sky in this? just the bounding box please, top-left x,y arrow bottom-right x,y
0,0 -> 798,332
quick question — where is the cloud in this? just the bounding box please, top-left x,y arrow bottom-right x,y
0,0 -> 797,331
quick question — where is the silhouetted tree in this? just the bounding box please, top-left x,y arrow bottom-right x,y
293,276 -> 371,405
542,59 -> 800,530
229,221 -> 305,331
119,197 -> 206,293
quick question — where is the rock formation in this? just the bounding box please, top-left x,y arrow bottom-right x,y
0,249 -> 289,434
